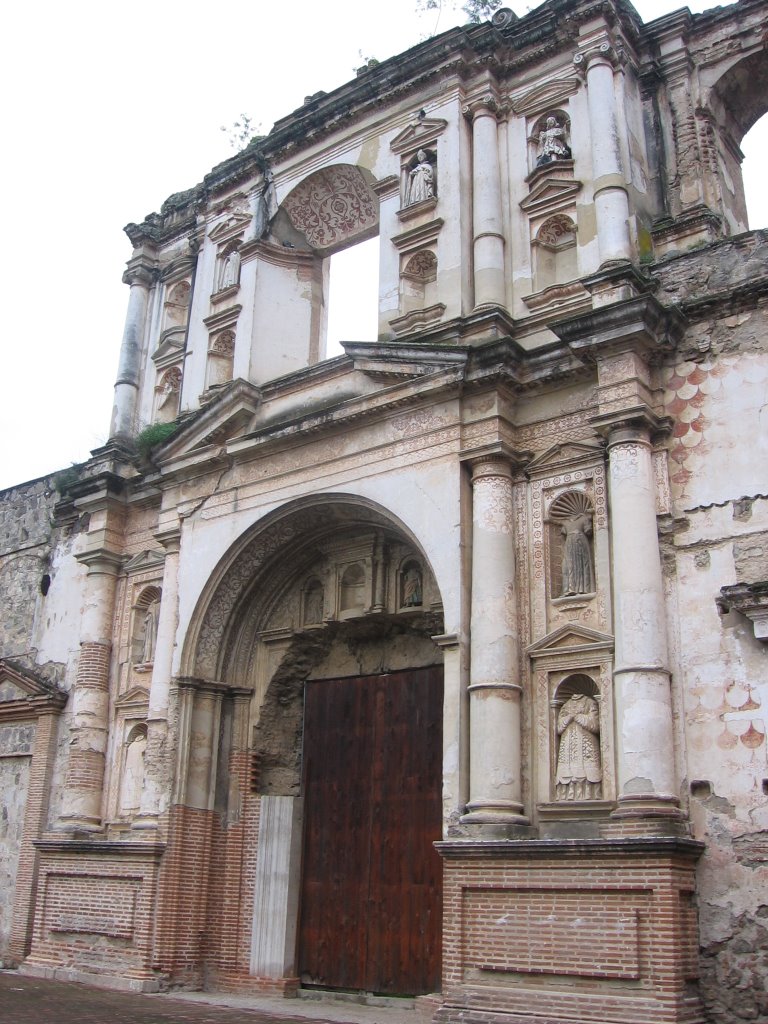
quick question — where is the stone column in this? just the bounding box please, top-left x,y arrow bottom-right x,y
59,549 -> 122,831
135,527 -> 181,828
464,95 -> 506,308
462,456 -> 527,826
607,423 -> 680,819
186,686 -> 224,811
576,45 -> 632,265
110,260 -> 154,440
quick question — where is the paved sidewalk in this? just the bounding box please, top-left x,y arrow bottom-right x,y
0,972 -> 428,1024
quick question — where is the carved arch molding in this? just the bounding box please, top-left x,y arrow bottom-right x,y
281,165 -> 379,254
185,497 -> 442,681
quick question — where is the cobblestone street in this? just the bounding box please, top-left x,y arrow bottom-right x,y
0,973 -> 424,1024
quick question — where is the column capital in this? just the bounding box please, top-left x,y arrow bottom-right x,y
462,443 -> 531,478
75,548 -> 124,576
573,41 -> 623,76
122,258 -> 157,289
591,408 -> 672,443
154,525 -> 181,554
462,93 -> 508,122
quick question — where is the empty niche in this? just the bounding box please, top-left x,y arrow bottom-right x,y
163,280 -> 191,330
154,365 -> 182,423
339,563 -> 366,616
133,586 -> 161,667
401,250 -> 438,314
533,214 -> 577,291
547,489 -> 595,599
119,723 -> 148,815
552,674 -> 602,801
206,329 -> 235,388
399,558 -> 424,609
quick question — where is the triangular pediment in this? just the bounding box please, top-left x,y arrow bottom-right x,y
156,379 -> 261,463
390,118 -> 448,154
115,685 -> 150,709
527,441 -> 604,476
209,210 -> 251,243
520,176 -> 582,214
511,76 -> 581,118
0,659 -> 67,715
124,549 -> 166,574
527,624 -> 614,658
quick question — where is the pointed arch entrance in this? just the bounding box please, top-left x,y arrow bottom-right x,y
180,496 -> 445,996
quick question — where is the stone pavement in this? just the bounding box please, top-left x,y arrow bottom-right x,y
0,971 -> 429,1024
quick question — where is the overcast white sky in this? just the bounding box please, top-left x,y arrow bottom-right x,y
1,0 -> 765,490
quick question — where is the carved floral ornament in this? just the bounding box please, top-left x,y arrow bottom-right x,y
282,165 -> 378,251
536,214 -> 576,248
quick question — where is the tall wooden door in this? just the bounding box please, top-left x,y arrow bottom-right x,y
298,666 -> 443,995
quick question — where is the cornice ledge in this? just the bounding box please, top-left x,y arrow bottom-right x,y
551,293 -> 687,362
717,581 -> 768,642
34,838 -> 166,856
435,836 -> 705,859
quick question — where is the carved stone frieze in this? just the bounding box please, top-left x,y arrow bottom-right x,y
282,166 -> 378,252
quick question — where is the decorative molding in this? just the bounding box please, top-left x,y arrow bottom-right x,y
391,218 -> 444,253
520,175 -> 581,215
717,582 -> 768,642
390,117 -> 448,155
389,303 -> 446,335
511,76 -> 581,117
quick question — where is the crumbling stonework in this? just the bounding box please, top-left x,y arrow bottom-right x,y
2,1 -> 768,1021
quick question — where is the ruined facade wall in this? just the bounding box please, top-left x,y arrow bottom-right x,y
653,238 -> 768,1022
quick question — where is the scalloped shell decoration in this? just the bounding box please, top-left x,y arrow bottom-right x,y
548,489 -> 593,520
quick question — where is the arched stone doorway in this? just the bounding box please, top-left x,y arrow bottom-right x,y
176,497 -> 445,995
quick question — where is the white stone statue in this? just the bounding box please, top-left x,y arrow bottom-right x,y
405,150 -> 435,206
560,513 -> 594,596
219,249 -> 241,290
536,116 -> 571,166
555,693 -> 602,800
140,600 -> 159,664
402,565 -> 423,607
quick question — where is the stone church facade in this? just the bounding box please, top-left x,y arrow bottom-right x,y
1,2 -> 767,1021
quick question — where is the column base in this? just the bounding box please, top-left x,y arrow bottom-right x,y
603,794 -> 689,838
57,815 -> 104,834
461,799 -> 529,828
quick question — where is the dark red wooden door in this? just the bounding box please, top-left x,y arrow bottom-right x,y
298,667 -> 443,995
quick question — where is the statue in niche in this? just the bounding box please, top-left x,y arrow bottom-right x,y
555,693 -> 602,800
402,564 -> 423,607
139,600 -> 160,664
304,580 -> 324,624
120,728 -> 147,814
405,150 -> 435,206
560,513 -> 594,596
219,249 -> 241,290
536,116 -> 571,167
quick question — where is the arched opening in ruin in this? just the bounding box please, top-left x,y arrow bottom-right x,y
279,165 -> 380,362
743,113 -> 768,229
177,496 -> 446,995
707,47 -> 768,233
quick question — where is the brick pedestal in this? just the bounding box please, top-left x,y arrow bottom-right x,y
435,838 -> 705,1024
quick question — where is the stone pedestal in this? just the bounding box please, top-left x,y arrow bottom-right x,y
436,838 -> 706,1024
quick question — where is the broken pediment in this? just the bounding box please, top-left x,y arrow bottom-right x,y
390,118 -> 448,155
520,176 -> 582,215
342,341 -> 468,381
526,440 -> 604,477
151,329 -> 186,370
527,624 -> 614,659
0,660 -> 67,718
156,379 -> 261,463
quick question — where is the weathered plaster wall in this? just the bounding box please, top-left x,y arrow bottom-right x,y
0,723 -> 33,964
653,236 -> 768,1021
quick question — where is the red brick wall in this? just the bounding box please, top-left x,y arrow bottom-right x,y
436,838 -> 706,1024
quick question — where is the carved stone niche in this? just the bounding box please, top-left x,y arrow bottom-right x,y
132,585 -> 162,672
527,625 -> 616,833
527,109 -> 573,180
546,489 -> 596,603
212,240 -> 242,300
